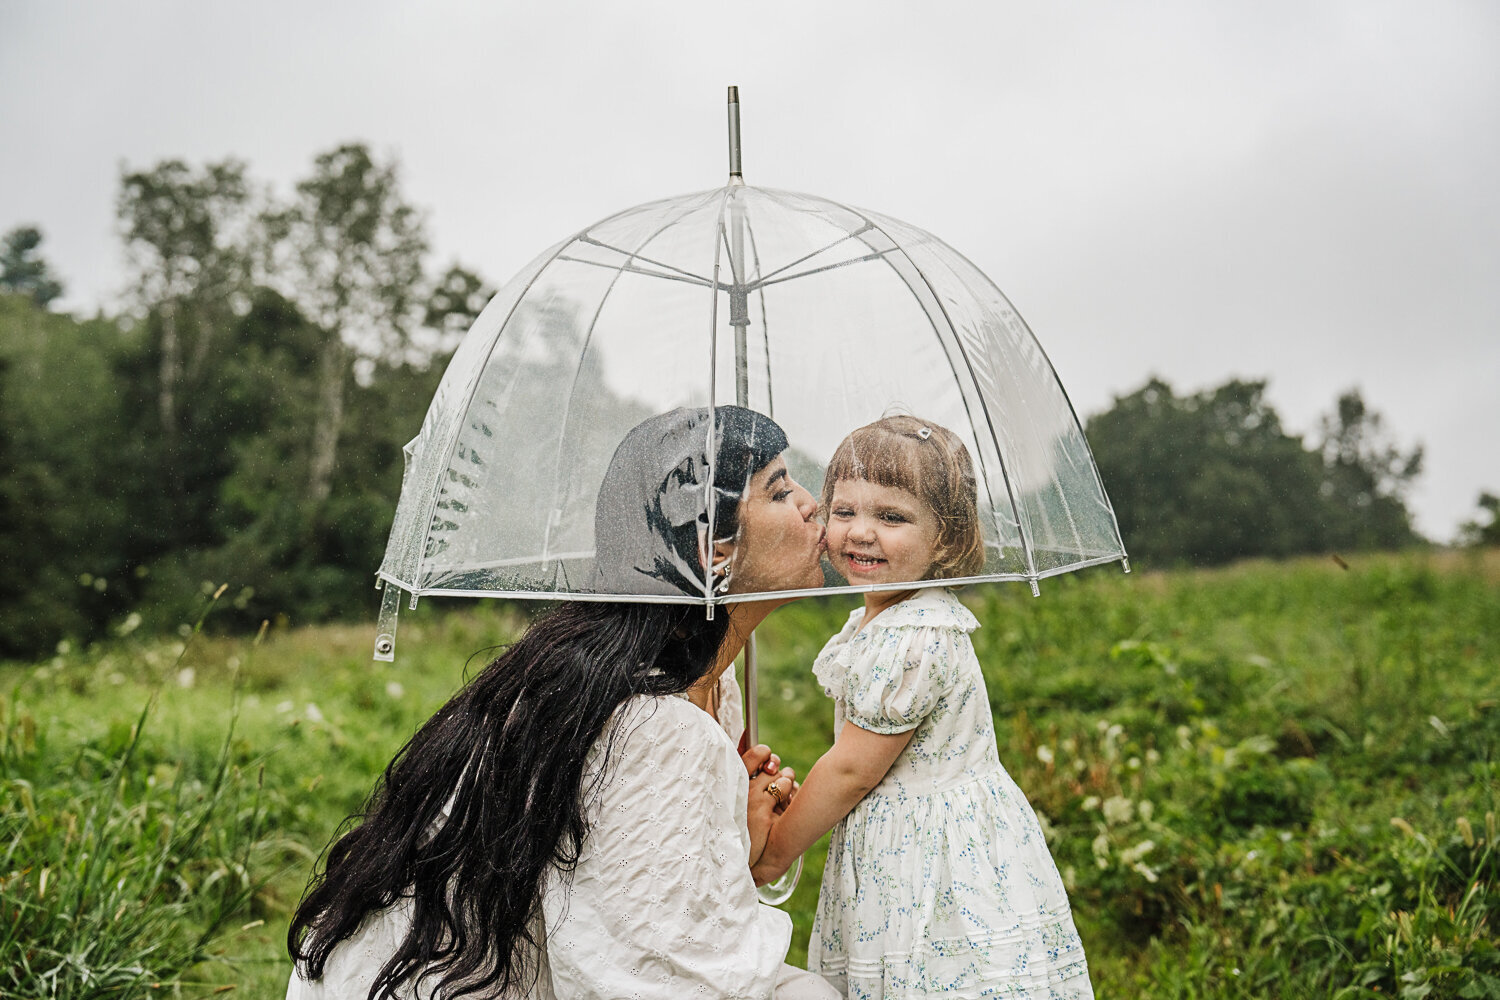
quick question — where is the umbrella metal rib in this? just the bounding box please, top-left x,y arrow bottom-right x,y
749,246 -> 904,291
540,199 -> 713,576
744,216 -> 878,288
839,204 -> 1042,593
742,197 -> 775,419
576,234 -> 718,284
551,254 -> 714,287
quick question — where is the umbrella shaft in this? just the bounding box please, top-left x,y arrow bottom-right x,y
745,630 -> 759,745
734,322 -> 749,406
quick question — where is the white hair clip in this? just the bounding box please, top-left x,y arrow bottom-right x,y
917,426 -> 932,440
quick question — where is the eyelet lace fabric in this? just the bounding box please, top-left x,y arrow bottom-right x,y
808,588 -> 1094,999
287,665 -> 793,999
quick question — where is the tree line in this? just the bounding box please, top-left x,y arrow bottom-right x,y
0,145 -> 1473,659
1,146 -> 490,657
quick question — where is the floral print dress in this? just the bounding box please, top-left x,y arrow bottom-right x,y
808,588 -> 1093,1000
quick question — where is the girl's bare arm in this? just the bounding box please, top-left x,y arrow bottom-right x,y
750,723 -> 914,884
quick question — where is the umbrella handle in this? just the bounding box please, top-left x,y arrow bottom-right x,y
757,854 -> 802,906
743,630 -> 804,905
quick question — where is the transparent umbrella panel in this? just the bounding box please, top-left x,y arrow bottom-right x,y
378,184 -> 1126,610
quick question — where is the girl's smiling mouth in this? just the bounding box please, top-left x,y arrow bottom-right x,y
844,552 -> 887,573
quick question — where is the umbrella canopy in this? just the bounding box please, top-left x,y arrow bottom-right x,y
377,181 -> 1124,629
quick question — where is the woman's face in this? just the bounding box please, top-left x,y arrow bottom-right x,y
724,456 -> 825,595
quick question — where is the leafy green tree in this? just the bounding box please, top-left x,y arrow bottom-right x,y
117,159 -> 255,503
0,295 -> 136,656
423,263 -> 494,355
1459,492 -> 1500,547
1088,378 -> 1325,566
261,143 -> 429,515
133,287 -> 335,630
1087,378 -> 1423,567
1317,389 -> 1423,550
0,226 -> 65,308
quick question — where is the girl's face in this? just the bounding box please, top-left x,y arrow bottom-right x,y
725,456 -> 826,594
824,478 -> 941,586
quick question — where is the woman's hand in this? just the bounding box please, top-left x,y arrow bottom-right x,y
739,742 -> 782,781
745,764 -> 796,868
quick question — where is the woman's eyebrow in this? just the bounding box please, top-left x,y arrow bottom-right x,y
763,467 -> 789,491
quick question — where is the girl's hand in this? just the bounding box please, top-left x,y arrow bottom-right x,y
752,722 -> 916,883
751,843 -> 793,887
746,766 -> 796,868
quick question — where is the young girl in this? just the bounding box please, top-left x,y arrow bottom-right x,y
751,415 -> 1093,999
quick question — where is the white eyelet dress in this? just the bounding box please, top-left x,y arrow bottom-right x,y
808,588 -> 1093,1000
286,666 -> 835,999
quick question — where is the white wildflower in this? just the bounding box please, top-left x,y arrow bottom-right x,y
1102,795 -> 1134,825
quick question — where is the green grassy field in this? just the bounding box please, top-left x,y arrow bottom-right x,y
4,550 -> 1497,998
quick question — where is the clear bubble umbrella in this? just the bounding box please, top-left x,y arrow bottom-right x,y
373,88 -> 1128,898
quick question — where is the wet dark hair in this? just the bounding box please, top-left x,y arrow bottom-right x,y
821,414 -> 985,580
288,603 -> 737,998
289,407 -> 785,999
592,405 -> 789,597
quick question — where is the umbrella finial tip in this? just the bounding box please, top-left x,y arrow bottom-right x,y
728,85 -> 739,103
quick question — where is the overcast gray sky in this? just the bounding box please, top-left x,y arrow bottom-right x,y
3,0 -> 1496,540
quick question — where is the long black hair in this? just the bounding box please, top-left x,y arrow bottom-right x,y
288,602 -> 735,998
289,406 -> 786,999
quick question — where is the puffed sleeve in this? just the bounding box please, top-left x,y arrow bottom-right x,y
843,624 -> 964,734
542,696 -> 791,1000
